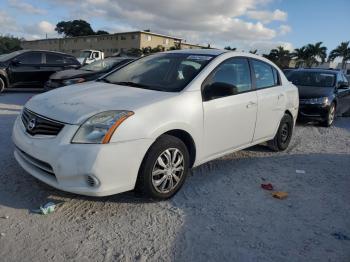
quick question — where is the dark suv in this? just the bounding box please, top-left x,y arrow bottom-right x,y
0,50 -> 80,92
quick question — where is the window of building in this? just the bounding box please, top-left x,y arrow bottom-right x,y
146,35 -> 152,41
163,39 -> 169,45
121,35 -> 126,40
251,60 -> 276,89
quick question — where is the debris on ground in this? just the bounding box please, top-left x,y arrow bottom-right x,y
1,215 -> 9,219
261,183 -> 274,191
272,191 -> 288,200
296,170 -> 306,174
33,202 -> 56,215
0,233 -> 5,237
331,232 -> 350,241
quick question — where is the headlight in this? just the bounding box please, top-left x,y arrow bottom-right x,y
304,97 -> 329,105
62,78 -> 85,86
72,111 -> 134,144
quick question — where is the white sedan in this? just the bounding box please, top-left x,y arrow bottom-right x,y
12,49 -> 299,199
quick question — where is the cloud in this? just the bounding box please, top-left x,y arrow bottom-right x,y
38,21 -> 55,34
246,9 -> 287,23
0,11 -> 19,33
279,24 -> 291,35
8,0 -> 47,15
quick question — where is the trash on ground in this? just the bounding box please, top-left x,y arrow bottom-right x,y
1,215 -> 9,219
296,170 -> 306,174
33,202 -> 56,215
261,183 -> 274,191
331,232 -> 350,241
0,233 -> 5,237
272,191 -> 288,200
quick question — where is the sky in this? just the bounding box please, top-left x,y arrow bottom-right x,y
0,0 -> 349,54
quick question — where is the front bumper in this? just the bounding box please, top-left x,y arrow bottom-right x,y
12,116 -> 153,196
298,103 -> 330,121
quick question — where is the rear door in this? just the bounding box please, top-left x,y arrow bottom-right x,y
336,73 -> 350,114
8,52 -> 43,87
40,53 -> 68,84
250,59 -> 286,141
202,57 -> 258,158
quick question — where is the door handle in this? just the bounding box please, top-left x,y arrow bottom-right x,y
246,101 -> 257,108
278,94 -> 285,99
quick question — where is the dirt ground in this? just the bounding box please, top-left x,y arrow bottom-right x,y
0,92 -> 349,262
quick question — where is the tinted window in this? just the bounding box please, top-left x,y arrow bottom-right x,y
288,71 -> 336,87
252,60 -> 275,89
207,58 -> 252,95
46,53 -> 64,64
104,53 -> 214,92
17,53 -> 42,64
64,56 -> 78,64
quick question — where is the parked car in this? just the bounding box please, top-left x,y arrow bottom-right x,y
0,50 -> 80,92
12,49 -> 299,199
76,49 -> 105,65
282,68 -> 295,78
44,57 -> 134,90
286,69 -> 350,126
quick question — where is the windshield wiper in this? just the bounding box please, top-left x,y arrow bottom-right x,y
113,81 -> 150,88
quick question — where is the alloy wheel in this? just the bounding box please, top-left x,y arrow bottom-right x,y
328,105 -> 335,125
0,78 -> 4,93
151,148 -> 184,194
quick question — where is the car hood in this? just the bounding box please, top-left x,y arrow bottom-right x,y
25,82 -> 176,124
50,69 -> 96,80
296,85 -> 333,99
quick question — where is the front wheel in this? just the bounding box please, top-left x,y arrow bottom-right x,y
136,135 -> 190,199
0,77 -> 5,93
321,103 -> 336,127
268,113 -> 293,152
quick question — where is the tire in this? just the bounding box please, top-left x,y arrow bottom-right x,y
0,77 -> 5,93
136,134 -> 190,199
321,103 -> 336,127
268,113 -> 294,152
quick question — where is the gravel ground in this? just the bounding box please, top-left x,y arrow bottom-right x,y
0,92 -> 349,262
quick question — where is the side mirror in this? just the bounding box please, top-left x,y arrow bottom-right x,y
11,59 -> 20,66
338,81 -> 349,89
202,82 -> 238,101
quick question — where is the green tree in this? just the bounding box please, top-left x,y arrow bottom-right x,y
328,41 -> 350,69
304,42 -> 327,67
55,20 -> 95,37
0,35 -> 22,54
249,49 -> 258,54
168,42 -> 181,50
95,30 -> 109,35
263,46 -> 292,68
127,48 -> 142,57
292,46 -> 309,68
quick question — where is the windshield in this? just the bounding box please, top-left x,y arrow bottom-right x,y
103,53 -> 214,92
0,50 -> 26,62
81,58 -> 125,72
287,71 -> 336,87
78,51 -> 91,59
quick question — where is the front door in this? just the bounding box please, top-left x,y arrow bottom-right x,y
202,57 -> 258,159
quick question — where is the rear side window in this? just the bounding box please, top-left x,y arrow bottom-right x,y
46,53 -> 64,64
252,60 -> 276,89
64,56 -> 79,65
208,58 -> 252,94
17,53 -> 42,64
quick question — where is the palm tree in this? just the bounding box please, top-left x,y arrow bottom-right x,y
328,41 -> 350,69
249,49 -> 258,54
224,46 -> 237,51
292,46 -> 309,68
263,46 -> 291,68
304,42 -> 327,67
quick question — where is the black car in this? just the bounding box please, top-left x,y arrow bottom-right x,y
44,57 -> 134,90
287,69 -> 350,126
0,50 -> 80,92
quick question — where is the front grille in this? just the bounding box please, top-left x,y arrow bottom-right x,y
21,108 -> 64,136
16,147 -> 56,179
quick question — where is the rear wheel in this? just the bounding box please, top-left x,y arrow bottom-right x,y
0,77 -> 5,93
268,113 -> 293,151
136,135 -> 189,199
321,103 -> 336,127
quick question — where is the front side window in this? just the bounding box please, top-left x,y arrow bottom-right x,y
17,53 -> 42,64
252,60 -> 275,89
104,53 -> 214,92
46,53 -> 64,64
209,58 -> 252,93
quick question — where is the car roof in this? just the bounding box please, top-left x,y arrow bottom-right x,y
293,68 -> 339,74
165,49 -> 228,56
21,49 -> 75,57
